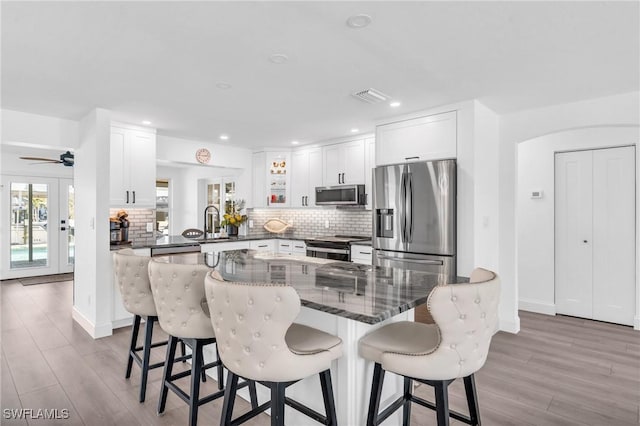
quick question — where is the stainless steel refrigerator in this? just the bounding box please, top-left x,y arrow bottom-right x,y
372,159 -> 456,279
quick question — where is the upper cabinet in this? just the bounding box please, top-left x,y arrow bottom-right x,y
291,148 -> 322,207
375,111 -> 457,166
251,151 -> 291,208
110,124 -> 156,208
322,139 -> 365,185
364,137 -> 375,210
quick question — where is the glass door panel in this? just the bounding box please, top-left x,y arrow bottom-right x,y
58,179 -> 74,272
10,182 -> 50,269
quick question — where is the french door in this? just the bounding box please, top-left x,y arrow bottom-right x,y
555,146 -> 636,325
1,176 -> 74,279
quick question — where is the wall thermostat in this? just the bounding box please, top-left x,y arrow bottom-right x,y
531,190 -> 544,199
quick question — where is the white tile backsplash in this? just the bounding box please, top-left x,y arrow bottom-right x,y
247,208 -> 372,237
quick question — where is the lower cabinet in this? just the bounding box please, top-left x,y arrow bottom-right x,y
250,240 -> 277,252
351,244 -> 373,265
200,241 -> 251,252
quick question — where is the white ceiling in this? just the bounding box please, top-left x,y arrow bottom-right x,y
2,1 -> 638,149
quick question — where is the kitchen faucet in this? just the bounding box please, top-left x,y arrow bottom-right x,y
203,205 -> 220,238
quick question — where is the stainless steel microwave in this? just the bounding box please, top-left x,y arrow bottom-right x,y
315,184 -> 365,205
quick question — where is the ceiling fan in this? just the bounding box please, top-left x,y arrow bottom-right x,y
20,150 -> 74,167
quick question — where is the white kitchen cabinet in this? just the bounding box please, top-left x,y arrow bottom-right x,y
110,124 -> 157,207
251,152 -> 267,208
292,240 -> 307,255
200,241 -> 250,253
277,240 -> 293,255
351,244 -> 373,265
291,148 -> 322,207
364,137 -> 375,210
252,151 -> 291,207
376,111 -> 457,166
323,139 -> 365,185
250,239 -> 276,252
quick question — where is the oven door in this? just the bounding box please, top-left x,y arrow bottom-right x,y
306,246 -> 350,261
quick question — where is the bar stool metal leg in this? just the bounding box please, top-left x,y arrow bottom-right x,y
319,369 -> 338,426
463,375 -> 481,426
139,316 -> 155,402
271,382 -> 286,426
434,381 -> 450,426
126,315 -> 141,379
402,376 -> 412,426
366,363 -> 385,426
189,339 -> 203,426
221,371 -> 239,426
158,335 -> 178,414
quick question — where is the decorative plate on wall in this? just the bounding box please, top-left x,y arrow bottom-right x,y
263,218 -> 292,234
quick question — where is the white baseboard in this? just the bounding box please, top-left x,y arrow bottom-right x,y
499,315 -> 520,334
72,307 -> 113,339
112,317 -> 134,330
519,299 -> 556,316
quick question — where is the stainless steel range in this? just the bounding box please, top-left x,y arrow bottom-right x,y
305,235 -> 371,261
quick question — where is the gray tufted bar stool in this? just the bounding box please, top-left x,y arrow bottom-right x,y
359,268 -> 500,426
113,248 -> 182,403
205,271 -> 343,426
149,258 -> 257,426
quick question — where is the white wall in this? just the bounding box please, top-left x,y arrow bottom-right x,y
501,91 -> 640,329
72,108 -> 113,338
517,127 -> 639,322
156,135 -> 252,232
1,109 -> 79,150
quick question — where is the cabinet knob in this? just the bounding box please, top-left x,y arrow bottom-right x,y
583,240 -> 588,243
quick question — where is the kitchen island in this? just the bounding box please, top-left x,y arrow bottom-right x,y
154,250 -> 466,425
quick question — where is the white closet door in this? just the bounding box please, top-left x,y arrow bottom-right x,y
555,150 -> 594,319
592,146 -> 636,325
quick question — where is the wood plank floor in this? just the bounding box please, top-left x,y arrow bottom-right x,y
1,279 -> 639,425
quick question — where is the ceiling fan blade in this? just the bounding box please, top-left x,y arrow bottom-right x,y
28,161 -> 64,165
19,156 -> 60,162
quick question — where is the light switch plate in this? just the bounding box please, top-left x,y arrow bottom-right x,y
249,220 -> 254,228
146,222 -> 153,232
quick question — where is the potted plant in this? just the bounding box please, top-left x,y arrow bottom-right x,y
220,199 -> 248,237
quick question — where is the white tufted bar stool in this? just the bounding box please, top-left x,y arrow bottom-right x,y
113,248 -> 186,403
359,268 -> 500,426
204,271 -> 343,426
149,259 -> 258,426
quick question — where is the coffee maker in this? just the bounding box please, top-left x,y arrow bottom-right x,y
110,210 -> 131,245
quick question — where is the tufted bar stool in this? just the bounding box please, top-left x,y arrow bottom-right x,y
149,258 -> 257,426
205,271 -> 343,426
113,248 -> 184,403
359,268 -> 500,426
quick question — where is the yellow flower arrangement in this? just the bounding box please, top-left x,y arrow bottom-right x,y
220,199 -> 248,228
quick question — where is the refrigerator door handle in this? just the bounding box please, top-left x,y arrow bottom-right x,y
375,253 -> 444,265
400,171 -> 407,243
407,172 -> 413,243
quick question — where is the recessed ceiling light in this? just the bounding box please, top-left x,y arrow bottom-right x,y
291,140 -> 299,145
142,120 -> 152,125
351,128 -> 359,133
269,53 -> 289,64
216,82 -> 232,90
219,135 -> 229,140
390,101 -> 401,108
346,14 -> 372,29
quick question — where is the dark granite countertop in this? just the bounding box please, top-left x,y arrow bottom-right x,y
152,250 -> 467,324
350,240 -> 372,246
117,233 -> 372,251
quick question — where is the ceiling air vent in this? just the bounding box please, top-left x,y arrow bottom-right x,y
352,88 -> 389,104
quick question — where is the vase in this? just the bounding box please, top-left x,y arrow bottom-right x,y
226,225 -> 239,236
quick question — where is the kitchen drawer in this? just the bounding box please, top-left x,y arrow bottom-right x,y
278,240 -> 293,255
250,239 -> 276,252
292,241 -> 307,255
200,241 -> 250,253
351,244 -> 373,265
